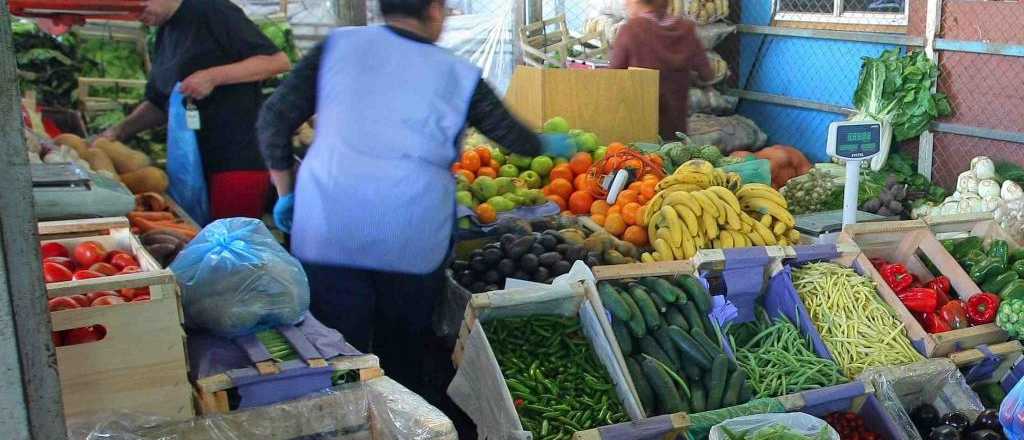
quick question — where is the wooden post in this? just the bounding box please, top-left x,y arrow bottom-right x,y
918,0 -> 942,180
0,1 -> 68,438
337,0 -> 368,26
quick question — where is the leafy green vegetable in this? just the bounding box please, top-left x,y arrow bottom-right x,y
852,49 -> 952,142
13,21 -> 83,107
78,36 -> 147,101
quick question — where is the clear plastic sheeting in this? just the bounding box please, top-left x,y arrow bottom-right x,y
858,358 -> 986,440
439,3 -> 519,93
709,413 -> 840,440
69,377 -> 455,440
686,399 -> 788,440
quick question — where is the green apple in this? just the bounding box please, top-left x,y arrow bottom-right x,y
543,116 -> 570,134
491,149 -> 506,165
472,176 -> 498,200
498,164 -> 519,178
457,217 -> 472,229
530,156 -> 555,177
577,132 -> 598,153
509,153 -> 533,169
455,190 -> 477,208
593,146 -> 608,162
494,177 -> 516,195
519,170 -> 542,189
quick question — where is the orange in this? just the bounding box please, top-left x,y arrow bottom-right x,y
623,225 -> 648,246
637,194 -> 648,205
622,159 -> 643,171
574,173 -> 591,192
474,147 -> 491,166
549,164 -> 574,182
621,202 -> 642,226
642,173 -> 660,183
546,195 -> 567,211
549,178 -> 574,201
475,203 -> 497,224
452,162 -> 463,172
476,167 -> 497,178
568,191 -> 594,215
607,205 -> 622,216
604,213 -> 626,236
590,200 -> 611,216
591,213 -> 606,226
489,159 -> 500,169
640,181 -> 657,200
617,189 -> 639,206
628,181 -> 643,192
461,150 -> 481,172
455,169 -> 475,184
569,152 -> 593,176
607,142 -> 627,156
637,205 -> 648,226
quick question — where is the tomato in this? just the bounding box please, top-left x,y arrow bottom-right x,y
88,262 -> 119,276
90,296 -> 125,307
43,256 -> 75,272
85,291 -> 117,303
43,262 -> 73,283
47,296 -> 80,312
40,242 -> 69,259
64,326 -> 103,345
131,294 -> 150,302
119,266 -> 141,274
52,331 -> 63,347
72,270 -> 105,281
69,295 -> 90,308
120,286 -> 150,301
72,241 -> 107,268
108,252 -> 138,270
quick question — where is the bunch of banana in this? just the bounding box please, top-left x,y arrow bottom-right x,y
640,180 -> 800,262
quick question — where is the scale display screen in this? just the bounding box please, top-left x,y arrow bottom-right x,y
833,123 -> 881,159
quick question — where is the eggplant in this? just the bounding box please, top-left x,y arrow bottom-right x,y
970,410 -> 1002,432
941,412 -> 970,432
968,430 -> 1004,440
912,404 -> 941,432
929,425 -> 961,440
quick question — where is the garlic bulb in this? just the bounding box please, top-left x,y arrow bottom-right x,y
971,156 -> 996,180
949,191 -> 962,201
1002,181 -> 1023,201
978,179 -> 1001,198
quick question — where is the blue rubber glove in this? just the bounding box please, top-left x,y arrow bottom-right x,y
540,133 -> 577,158
273,194 -> 295,233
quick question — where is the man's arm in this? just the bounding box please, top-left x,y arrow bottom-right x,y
466,79 -> 541,157
100,101 -> 166,142
181,52 -> 291,99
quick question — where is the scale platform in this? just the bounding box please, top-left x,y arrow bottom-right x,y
32,163 -> 135,220
795,209 -> 892,237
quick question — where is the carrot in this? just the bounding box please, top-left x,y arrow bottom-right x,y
128,211 -> 175,222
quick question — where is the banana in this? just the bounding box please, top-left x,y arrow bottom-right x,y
746,231 -> 765,246
719,230 -> 734,248
712,238 -> 722,249
777,237 -> 790,246
760,214 -> 773,228
671,242 -> 686,260
723,203 -> 742,231
737,232 -> 751,247
676,159 -> 714,175
708,186 -> 742,214
737,184 -> 789,209
664,191 -> 702,217
658,172 -> 711,191
645,192 -> 666,222
788,229 -> 801,243
681,234 -> 697,259
694,233 -> 706,249
773,221 -> 787,236
648,212 -> 663,246
701,190 -> 728,221
653,238 -> 673,262
661,206 -> 684,248
641,252 -> 656,263
691,191 -> 718,219
651,251 -> 663,261
672,204 -> 700,236
701,210 -> 719,239
741,197 -> 796,227
752,220 -> 777,245
712,169 -> 726,186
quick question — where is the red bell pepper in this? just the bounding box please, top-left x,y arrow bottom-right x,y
881,263 -> 913,293
920,312 -> 953,333
966,293 -> 1000,325
927,276 -> 952,305
939,300 -> 969,330
898,287 -> 939,313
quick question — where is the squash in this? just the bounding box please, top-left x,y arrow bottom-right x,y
79,148 -> 118,179
53,133 -> 88,155
120,166 -> 169,194
93,139 -> 151,174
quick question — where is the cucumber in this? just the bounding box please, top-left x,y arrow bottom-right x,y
611,318 -> 633,356
641,356 -> 685,415
649,289 -> 669,313
655,327 -> 683,370
665,325 -> 712,370
675,275 -> 712,313
705,354 -> 729,410
626,357 -> 655,415
739,379 -> 753,403
619,289 -> 647,338
701,314 -> 716,338
639,277 -> 683,303
664,307 -> 690,331
690,327 -> 724,358
639,336 -> 676,370
598,282 -> 633,321
722,369 -> 746,407
982,271 -> 1019,294
689,380 -> 706,413
680,301 -> 705,333
629,284 -> 663,331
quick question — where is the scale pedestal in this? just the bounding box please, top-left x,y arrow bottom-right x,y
826,120 -> 885,228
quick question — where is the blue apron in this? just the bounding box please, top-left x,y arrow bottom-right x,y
291,26 -> 480,274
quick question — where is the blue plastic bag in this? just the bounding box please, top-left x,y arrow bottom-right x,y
170,218 -> 310,337
1003,375 -> 1024,439
167,83 -> 210,225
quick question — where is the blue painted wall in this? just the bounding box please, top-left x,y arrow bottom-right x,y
737,3 -> 896,162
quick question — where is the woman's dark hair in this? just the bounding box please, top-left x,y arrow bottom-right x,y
379,0 -> 436,19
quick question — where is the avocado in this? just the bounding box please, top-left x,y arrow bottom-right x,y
470,281 -> 487,293
567,245 -> 588,262
483,248 -> 503,265
512,271 -> 529,281
543,230 -> 564,244
603,249 -> 627,265
497,259 -> 517,276
539,252 -> 563,267
499,234 -> 517,249
533,267 -> 551,283
520,253 -> 540,273
451,260 -> 469,272
458,271 -> 474,287
530,243 -> 546,256
539,234 -> 558,251
505,235 -> 536,259
553,260 -> 572,275
469,257 -> 488,273
586,255 -> 602,267
470,249 -> 484,260
483,270 -> 502,284
555,243 -> 571,255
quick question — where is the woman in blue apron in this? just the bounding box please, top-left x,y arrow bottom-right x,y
255,0 -> 574,398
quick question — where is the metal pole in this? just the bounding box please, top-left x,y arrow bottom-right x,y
337,0 -> 368,26
0,2 -> 68,438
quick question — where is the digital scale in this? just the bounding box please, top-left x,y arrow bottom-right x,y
32,163 -> 136,220
825,119 -> 885,228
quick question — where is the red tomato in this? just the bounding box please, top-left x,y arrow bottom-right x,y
120,286 -> 150,301
90,296 -> 125,307
43,262 -> 73,283
131,294 -> 151,302
64,326 -> 102,345
108,253 -> 139,270
40,242 -> 69,259
85,291 -> 117,303
88,262 -> 119,276
69,295 -> 90,308
43,256 -> 75,272
72,241 -> 107,268
47,296 -> 80,312
105,249 -> 129,262
72,270 -> 105,281
52,331 -> 63,347
119,266 -> 141,274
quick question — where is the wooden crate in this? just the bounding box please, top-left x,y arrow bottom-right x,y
841,221 -> 1009,357
925,212 -> 1021,248
573,414 -> 690,440
193,354 -> 383,415
948,340 -> 1023,383
504,66 -> 659,143
40,217 -> 193,421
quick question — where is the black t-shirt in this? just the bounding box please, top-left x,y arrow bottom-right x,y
146,0 -> 281,173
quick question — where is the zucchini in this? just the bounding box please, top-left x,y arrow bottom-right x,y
629,284 -> 663,331
675,275 -> 711,313
611,319 -> 633,356
680,301 -> 705,334
705,354 -> 729,410
690,327 -> 724,359
689,381 -> 706,413
649,289 -> 669,313
641,356 -> 685,415
664,307 -> 690,331
598,282 -> 633,321
639,336 -> 676,370
639,277 -> 683,303
722,369 -> 746,407
982,271 -> 1019,294
655,327 -> 683,369
666,325 -> 712,370
626,357 -> 655,415
619,289 -> 647,338
701,314 -> 716,338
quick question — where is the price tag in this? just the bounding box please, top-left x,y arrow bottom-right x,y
185,99 -> 201,130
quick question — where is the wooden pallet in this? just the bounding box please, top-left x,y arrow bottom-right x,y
40,217 -> 193,421
841,221 -> 1009,357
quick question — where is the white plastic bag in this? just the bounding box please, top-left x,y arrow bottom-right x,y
709,413 -> 840,440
